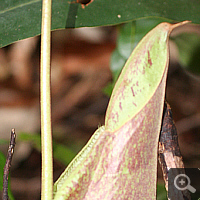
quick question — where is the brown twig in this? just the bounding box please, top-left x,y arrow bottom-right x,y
158,102 -> 190,200
2,129 -> 16,200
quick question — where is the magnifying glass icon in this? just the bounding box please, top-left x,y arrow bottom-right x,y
174,174 -> 196,193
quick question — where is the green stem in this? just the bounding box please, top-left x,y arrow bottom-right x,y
40,0 -> 53,199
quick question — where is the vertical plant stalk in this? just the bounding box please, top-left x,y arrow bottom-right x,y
2,129 -> 16,200
40,0 -> 53,199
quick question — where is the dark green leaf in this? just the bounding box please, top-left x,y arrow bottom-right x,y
0,152 -> 6,195
18,133 -> 41,151
0,139 -> 8,145
53,142 -> 76,166
1,0 -> 200,47
157,182 -> 167,200
171,33 -> 200,74
18,133 -> 76,165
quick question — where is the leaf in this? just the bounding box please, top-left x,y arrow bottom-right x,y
18,133 -> 41,151
104,21 -> 136,96
18,133 -> 76,165
104,18 -> 172,96
0,152 -> 6,192
105,21 -> 189,132
53,142 -> 77,166
53,21 -> 189,199
0,0 -> 200,47
0,139 -> 9,145
171,32 -> 200,74
0,151 -> 15,200
157,182 -> 167,200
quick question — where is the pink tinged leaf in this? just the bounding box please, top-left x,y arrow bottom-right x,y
105,21 -> 190,133
53,21 -> 190,200
54,74 -> 167,199
148,51 -> 153,67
